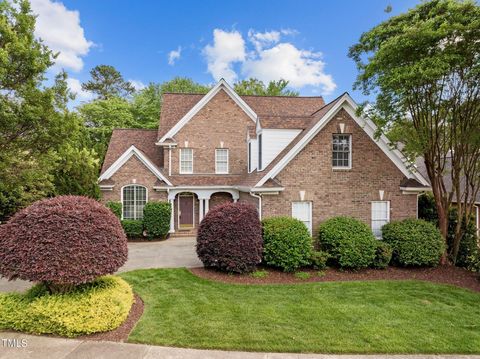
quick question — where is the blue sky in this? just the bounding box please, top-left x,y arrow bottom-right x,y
31,0 -> 420,104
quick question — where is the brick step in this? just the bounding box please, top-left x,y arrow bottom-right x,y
170,230 -> 197,238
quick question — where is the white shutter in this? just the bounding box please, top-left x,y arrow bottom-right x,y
292,202 -> 312,234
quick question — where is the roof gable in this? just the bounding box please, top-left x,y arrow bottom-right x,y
255,93 -> 430,188
98,145 -> 172,186
158,79 -> 257,143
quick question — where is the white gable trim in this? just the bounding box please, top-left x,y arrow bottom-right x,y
158,79 -> 257,143
255,93 -> 430,187
98,145 -> 173,186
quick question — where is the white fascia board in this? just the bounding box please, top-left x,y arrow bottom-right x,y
98,145 -> 173,186
159,79 -> 257,142
255,94 -> 430,187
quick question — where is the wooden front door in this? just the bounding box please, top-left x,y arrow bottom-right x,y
178,194 -> 194,228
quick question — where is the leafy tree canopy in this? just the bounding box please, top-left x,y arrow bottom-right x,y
349,0 -> 480,261
234,78 -> 299,96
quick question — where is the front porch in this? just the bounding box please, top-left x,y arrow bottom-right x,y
167,188 -> 239,234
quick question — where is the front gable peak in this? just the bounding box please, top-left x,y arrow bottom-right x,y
157,79 -> 257,144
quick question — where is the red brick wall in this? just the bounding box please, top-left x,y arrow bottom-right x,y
100,156 -> 168,203
262,108 -> 417,233
209,192 -> 233,209
166,90 -> 253,175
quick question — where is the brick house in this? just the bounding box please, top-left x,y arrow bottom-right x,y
99,79 -> 430,237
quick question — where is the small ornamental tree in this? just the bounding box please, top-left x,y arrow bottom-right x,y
196,202 -> 262,273
0,196 -> 128,293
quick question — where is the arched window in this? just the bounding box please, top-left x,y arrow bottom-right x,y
122,185 -> 147,220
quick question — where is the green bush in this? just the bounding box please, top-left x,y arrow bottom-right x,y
447,209 -> 479,270
310,250 -> 329,270
143,202 -> 171,239
105,201 -> 122,219
418,193 -> 479,269
318,216 -> 377,270
262,217 -> 313,272
0,276 -> 133,337
382,219 -> 445,267
121,220 -> 143,238
372,241 -> 393,269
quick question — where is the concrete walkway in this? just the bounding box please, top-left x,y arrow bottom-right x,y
0,237 -> 200,293
1,333 -> 479,359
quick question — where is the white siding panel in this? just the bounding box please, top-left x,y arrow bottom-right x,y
261,129 -> 301,169
249,139 -> 258,172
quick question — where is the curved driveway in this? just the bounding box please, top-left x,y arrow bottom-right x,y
0,237 -> 200,293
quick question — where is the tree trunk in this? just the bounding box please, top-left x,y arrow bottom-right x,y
437,204 -> 449,265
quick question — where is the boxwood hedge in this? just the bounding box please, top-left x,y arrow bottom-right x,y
262,217 -> 313,272
143,202 -> 171,239
382,219 -> 445,267
318,216 -> 377,269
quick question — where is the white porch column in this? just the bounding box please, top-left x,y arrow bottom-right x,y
199,198 -> 204,222
169,198 -> 175,233
233,198 -> 238,203
204,197 -> 209,214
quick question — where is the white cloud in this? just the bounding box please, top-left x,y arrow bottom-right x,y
129,79 -> 146,91
248,30 -> 281,52
168,47 -> 182,65
66,78 -> 93,101
31,0 -> 93,72
243,43 -> 336,94
203,28 -> 336,95
203,29 -> 246,83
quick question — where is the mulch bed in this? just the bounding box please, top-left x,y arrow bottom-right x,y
190,265 -> 480,292
79,293 -> 144,342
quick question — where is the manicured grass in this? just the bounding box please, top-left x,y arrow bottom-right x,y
120,268 -> 480,354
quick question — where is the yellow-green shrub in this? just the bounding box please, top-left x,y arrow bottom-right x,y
0,276 -> 133,337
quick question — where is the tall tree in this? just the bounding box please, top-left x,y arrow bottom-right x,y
0,1 -> 100,220
82,65 -> 135,99
234,78 -> 299,96
349,0 -> 480,263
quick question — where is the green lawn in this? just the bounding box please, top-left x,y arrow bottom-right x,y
120,268 -> 480,354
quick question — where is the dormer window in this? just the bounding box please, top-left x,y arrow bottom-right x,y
180,148 -> 193,174
215,149 -> 229,174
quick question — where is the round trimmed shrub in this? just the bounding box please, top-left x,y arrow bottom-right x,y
372,241 -> 393,269
196,202 -> 262,273
143,201 -> 171,239
382,219 -> 445,267
262,217 -> 313,272
0,276 -> 133,337
318,216 -> 377,269
0,196 -> 128,291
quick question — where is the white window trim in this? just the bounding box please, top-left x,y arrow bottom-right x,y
371,200 -> 390,238
215,148 -> 229,174
291,201 -> 313,235
179,148 -> 193,174
332,134 -> 352,170
120,184 -> 148,220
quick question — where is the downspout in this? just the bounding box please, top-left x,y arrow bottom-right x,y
249,192 -> 262,220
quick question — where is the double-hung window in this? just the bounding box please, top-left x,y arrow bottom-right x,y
292,201 -> 312,235
215,149 -> 229,174
332,134 -> 351,169
122,185 -> 147,220
180,148 -> 193,174
371,201 -> 390,238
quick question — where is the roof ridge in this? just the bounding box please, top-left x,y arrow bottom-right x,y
309,92 -> 348,116
162,92 -> 324,99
